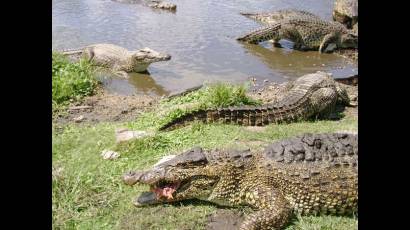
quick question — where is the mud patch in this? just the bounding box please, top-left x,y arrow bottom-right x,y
248,81 -> 294,104
206,209 -> 244,230
54,88 -> 159,124
334,48 -> 358,64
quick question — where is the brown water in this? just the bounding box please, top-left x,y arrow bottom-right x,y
52,0 -> 357,96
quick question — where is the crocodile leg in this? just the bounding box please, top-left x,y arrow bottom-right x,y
240,188 -> 292,230
319,33 -> 338,53
83,47 -> 95,62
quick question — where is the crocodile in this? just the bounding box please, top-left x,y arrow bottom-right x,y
112,0 -> 176,11
237,15 -> 357,53
240,9 -> 321,25
333,0 -> 358,29
123,132 -> 358,230
61,43 -> 171,74
158,71 -> 353,131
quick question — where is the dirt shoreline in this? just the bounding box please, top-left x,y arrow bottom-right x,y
53,87 -> 160,124
53,69 -> 358,125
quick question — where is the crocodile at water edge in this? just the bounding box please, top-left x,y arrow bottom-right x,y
237,15 -> 357,53
61,43 -> 171,75
158,71 -> 355,131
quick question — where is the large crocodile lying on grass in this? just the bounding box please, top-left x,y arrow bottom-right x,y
123,132 -> 358,229
240,9 -> 321,25
112,0 -> 176,11
333,0 -> 358,29
158,71 -> 354,131
237,15 -> 357,53
62,43 -> 171,74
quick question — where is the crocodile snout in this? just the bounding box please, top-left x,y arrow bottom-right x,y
161,54 -> 171,61
123,171 -> 144,186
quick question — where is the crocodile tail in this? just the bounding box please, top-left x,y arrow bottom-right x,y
61,50 -> 83,55
61,49 -> 84,55
158,105 -> 294,131
237,24 -> 281,44
57,45 -> 89,56
159,110 -> 209,131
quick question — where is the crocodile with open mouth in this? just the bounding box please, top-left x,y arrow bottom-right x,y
123,132 -> 358,229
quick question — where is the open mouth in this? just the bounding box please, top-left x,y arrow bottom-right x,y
135,180 -> 181,206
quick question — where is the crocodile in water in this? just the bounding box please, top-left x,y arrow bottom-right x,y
237,15 -> 357,53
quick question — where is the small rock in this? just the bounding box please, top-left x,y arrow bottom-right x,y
115,128 -> 151,143
321,64 -> 326,66
263,79 -> 269,83
149,1 -> 176,10
52,167 -> 64,180
101,150 -> 120,160
73,115 -> 85,122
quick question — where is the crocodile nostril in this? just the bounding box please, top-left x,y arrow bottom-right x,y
123,171 -> 143,185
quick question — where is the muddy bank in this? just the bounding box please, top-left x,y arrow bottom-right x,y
334,48 -> 358,64
53,88 -> 159,124
54,72 -> 357,125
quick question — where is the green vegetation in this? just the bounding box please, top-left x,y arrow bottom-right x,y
132,83 -> 261,130
52,82 -> 358,229
52,52 -> 98,112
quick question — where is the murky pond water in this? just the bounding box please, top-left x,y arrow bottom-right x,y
52,0 -> 357,96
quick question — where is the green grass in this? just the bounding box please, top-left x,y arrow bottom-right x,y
52,52 -> 98,112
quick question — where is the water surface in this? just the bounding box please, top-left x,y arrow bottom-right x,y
52,0 -> 357,96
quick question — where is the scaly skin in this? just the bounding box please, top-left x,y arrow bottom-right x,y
333,0 -> 358,29
240,9 -> 321,25
61,43 -> 171,74
159,71 -> 351,131
237,16 -> 357,53
123,132 -> 358,230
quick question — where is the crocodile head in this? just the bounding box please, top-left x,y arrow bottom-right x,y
123,147 -> 220,206
131,48 -> 171,72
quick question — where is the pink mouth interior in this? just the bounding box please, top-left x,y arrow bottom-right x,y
151,182 -> 180,200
